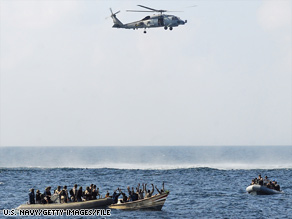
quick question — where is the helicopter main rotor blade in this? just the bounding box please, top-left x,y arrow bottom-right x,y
126,10 -> 154,12
128,5 -> 180,14
166,11 -> 183,12
137,5 -> 158,11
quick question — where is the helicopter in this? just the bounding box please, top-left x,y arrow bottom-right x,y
110,5 -> 187,33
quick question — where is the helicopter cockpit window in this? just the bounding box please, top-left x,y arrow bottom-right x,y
142,16 -> 151,21
172,17 -> 178,20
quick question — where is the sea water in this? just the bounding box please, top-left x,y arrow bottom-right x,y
0,146 -> 291,218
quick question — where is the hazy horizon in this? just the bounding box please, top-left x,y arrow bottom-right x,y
1,146 -> 292,169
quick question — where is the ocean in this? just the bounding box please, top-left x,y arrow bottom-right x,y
0,146 -> 291,218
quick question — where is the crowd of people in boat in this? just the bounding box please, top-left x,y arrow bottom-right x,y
28,184 -> 101,204
250,174 -> 281,191
28,182 -> 166,205
111,182 -> 165,204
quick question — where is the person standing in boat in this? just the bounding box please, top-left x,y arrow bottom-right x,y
54,186 -> 61,195
71,184 -> 78,202
60,186 -> 69,203
263,176 -> 270,185
126,186 -> 134,201
112,188 -> 121,204
270,180 -> 276,190
44,187 -> 52,203
88,184 -> 94,199
136,183 -> 144,200
274,181 -> 280,191
35,190 -> 41,204
93,185 -> 101,199
131,187 -> 138,201
144,184 -> 154,198
267,181 -> 273,189
84,187 -> 91,201
96,186 -> 101,198
77,186 -> 83,202
127,186 -> 132,201
91,185 -> 97,200
54,186 -> 62,202
40,194 -> 47,204
258,175 -> 263,185
120,189 -> 128,203
63,186 -> 69,203
28,188 -> 35,204
155,182 -> 165,194
138,188 -> 144,199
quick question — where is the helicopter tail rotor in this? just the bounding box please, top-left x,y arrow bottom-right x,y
110,8 -> 120,16
109,8 -> 123,28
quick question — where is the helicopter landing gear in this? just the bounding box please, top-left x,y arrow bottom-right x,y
144,30 -> 147,34
169,27 -> 173,31
164,26 -> 168,30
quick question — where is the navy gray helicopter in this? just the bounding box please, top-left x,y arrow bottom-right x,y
110,5 -> 187,33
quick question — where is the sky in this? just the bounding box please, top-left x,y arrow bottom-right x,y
0,0 -> 291,147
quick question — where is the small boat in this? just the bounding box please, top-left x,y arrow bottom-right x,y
246,185 -> 283,195
17,197 -> 114,209
109,191 -> 169,210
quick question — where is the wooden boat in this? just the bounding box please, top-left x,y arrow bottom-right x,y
109,191 -> 169,210
246,185 -> 283,195
17,197 -> 114,209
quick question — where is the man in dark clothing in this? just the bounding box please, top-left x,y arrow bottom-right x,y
28,189 -> 35,204
112,188 -> 121,204
40,194 -> 47,204
35,190 -> 41,204
121,191 -> 128,203
91,185 -> 97,200
258,175 -> 263,186
72,184 -> 78,202
84,187 -> 91,201
131,187 -> 138,201
77,187 -> 83,202
127,186 -> 132,201
43,187 -> 52,204
274,181 -> 280,191
60,186 -> 69,203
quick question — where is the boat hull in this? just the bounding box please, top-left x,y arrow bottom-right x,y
246,185 -> 283,195
109,192 -> 169,211
17,198 -> 114,209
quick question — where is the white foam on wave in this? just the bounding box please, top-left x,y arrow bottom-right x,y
87,163 -> 292,170
4,163 -> 292,170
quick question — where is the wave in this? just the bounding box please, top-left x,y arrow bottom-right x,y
1,163 -> 292,170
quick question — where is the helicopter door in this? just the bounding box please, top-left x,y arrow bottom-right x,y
158,17 -> 164,26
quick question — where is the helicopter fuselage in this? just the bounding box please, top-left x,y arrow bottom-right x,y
112,14 -> 187,30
